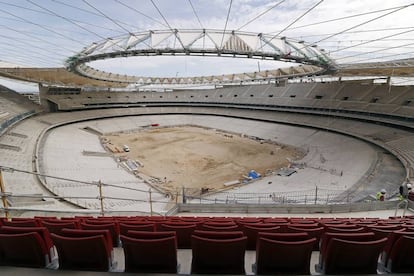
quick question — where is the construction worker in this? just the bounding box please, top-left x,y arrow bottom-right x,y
376,189 -> 386,201
399,180 -> 412,200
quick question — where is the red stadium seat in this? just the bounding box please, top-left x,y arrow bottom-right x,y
286,226 -> 324,250
258,232 -> 309,242
325,226 -> 367,233
157,223 -> 196,248
119,223 -> 155,236
80,222 -> 119,247
203,221 -> 237,227
199,224 -> 240,232
0,232 -> 49,268
41,220 -> 79,235
254,237 -> 316,275
191,235 -> 247,274
320,238 -> 387,274
60,228 -> 114,257
319,231 -> 376,260
386,235 -> 414,273
51,233 -> 111,271
193,230 -> 244,239
241,224 -> 281,250
121,235 -> 178,273
288,223 -> 320,228
0,226 -> 55,262
380,230 -> 414,266
126,230 -> 175,238
2,219 -> 40,227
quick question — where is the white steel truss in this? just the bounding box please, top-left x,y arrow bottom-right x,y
66,29 -> 335,85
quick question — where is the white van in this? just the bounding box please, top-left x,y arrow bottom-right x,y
123,145 -> 130,152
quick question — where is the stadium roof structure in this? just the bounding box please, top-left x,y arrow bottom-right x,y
1,56 -> 414,88
64,29 -> 334,84
1,1 -> 414,88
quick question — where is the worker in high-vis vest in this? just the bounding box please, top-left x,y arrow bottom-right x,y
376,189 -> 386,201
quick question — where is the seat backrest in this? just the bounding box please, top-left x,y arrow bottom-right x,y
193,230 -> 244,239
323,237 -> 387,274
242,224 -> 281,250
80,222 -> 119,247
120,235 -> 177,273
235,218 -> 263,224
387,235 -> 414,273
60,228 -> 113,255
41,221 -> 79,235
203,221 -> 236,227
0,225 -> 53,252
0,232 -> 47,268
127,230 -> 176,239
368,224 -> 403,230
381,230 -> 414,267
191,235 -> 247,274
325,226 -> 367,233
288,223 -> 320,228
286,226 -> 324,250
256,237 -> 316,275
240,222 -> 280,228
199,224 -> 240,231
258,232 -> 309,242
157,223 -> 196,249
50,233 -> 109,271
262,218 -> 289,224
2,219 -> 39,227
119,223 -> 155,236
320,232 -> 376,257
369,227 -> 400,239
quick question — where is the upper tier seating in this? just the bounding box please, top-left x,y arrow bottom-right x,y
44,82 -> 414,122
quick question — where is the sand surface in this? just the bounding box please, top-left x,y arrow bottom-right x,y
103,126 -> 303,194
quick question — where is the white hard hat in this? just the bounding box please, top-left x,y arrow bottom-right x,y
407,183 -> 412,189
381,189 -> 386,194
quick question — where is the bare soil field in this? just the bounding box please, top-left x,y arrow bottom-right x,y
102,126 -> 304,193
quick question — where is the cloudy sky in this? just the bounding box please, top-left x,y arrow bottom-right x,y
0,0 -> 413,91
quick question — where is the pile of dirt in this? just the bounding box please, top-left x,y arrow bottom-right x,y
102,126 -> 303,193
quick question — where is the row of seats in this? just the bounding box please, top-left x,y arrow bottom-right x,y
0,215 -> 414,274
44,82 -> 414,120
2,224 -> 411,274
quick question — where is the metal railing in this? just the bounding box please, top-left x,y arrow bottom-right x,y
0,165 -> 408,219
184,186 -> 353,205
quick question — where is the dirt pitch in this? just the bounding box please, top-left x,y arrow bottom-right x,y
102,126 -> 304,193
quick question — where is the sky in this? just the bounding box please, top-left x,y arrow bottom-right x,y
0,0 -> 414,91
